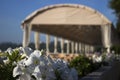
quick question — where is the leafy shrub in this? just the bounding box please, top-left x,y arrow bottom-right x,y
0,49 -> 23,80
69,55 -> 102,78
111,45 -> 120,54
0,63 -> 15,80
69,55 -> 92,77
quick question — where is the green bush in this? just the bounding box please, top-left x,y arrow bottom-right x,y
0,50 -> 23,80
111,45 -> 120,54
69,55 -> 101,78
69,55 -> 92,77
0,64 -> 15,80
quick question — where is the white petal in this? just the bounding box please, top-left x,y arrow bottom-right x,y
32,66 -> 42,80
32,50 -> 41,58
19,73 -> 31,80
24,47 -> 33,56
6,47 -> 13,55
13,65 -> 22,77
24,56 -> 34,66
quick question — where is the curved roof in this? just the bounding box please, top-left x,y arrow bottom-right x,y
22,4 -> 113,45
22,4 -> 111,25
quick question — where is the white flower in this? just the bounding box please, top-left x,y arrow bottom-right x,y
92,54 -> 102,63
13,59 -> 26,77
6,47 -> 13,55
12,48 -> 78,80
16,73 -> 31,80
13,59 -> 33,80
103,53 -> 115,62
53,59 -> 68,70
32,64 -> 56,80
32,65 -> 42,80
24,50 -> 41,66
13,64 -> 23,78
19,47 -> 33,57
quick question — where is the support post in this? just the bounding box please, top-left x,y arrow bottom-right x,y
54,37 -> 58,53
67,40 -> 70,54
46,34 -> 50,53
71,41 -> 74,53
79,43 -> 81,53
81,43 -> 85,54
22,24 -> 31,48
61,38 -> 64,53
101,24 -> 111,53
34,32 -> 40,50
75,42 -> 78,53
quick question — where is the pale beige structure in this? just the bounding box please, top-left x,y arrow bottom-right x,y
21,4 -> 113,53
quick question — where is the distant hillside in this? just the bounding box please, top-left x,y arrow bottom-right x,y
0,42 -> 68,52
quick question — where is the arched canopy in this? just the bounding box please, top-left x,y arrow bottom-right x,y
22,4 -> 111,25
22,4 -> 112,46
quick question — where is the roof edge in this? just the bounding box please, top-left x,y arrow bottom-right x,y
21,3 -> 111,26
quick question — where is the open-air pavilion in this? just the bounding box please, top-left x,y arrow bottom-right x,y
21,4 -> 116,54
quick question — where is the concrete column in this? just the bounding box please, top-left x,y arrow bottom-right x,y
54,37 -> 58,53
67,40 -> 70,54
79,43 -> 81,53
22,24 -> 31,48
90,46 -> 94,53
85,44 -> 88,53
71,41 -> 74,53
101,24 -> 111,53
75,42 -> 78,53
61,38 -> 64,53
46,34 -> 50,53
85,44 -> 89,53
81,43 -> 85,54
34,32 -> 40,50
87,45 -> 90,53
84,44 -> 86,53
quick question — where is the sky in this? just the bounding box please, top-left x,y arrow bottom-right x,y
0,0 -> 116,44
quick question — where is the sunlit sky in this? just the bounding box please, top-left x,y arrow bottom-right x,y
0,0 -> 116,43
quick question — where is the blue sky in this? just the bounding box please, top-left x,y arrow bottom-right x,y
0,0 -> 116,43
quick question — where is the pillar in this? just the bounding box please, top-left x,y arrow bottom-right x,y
85,44 -> 88,53
71,41 -> 74,53
61,38 -> 64,53
54,37 -> 58,53
90,46 -> 94,53
81,43 -> 85,54
67,40 -> 70,54
75,42 -> 78,53
79,43 -> 81,53
101,24 -> 111,53
34,32 -> 40,50
87,45 -> 90,53
22,24 -> 31,48
46,34 -> 50,53
84,44 -> 86,53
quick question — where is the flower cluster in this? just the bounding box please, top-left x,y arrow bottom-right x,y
12,47 -> 78,80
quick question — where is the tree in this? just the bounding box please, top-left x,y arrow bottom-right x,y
109,0 -> 120,37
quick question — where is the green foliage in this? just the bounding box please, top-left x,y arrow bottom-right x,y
111,45 -> 120,54
69,55 -> 93,78
109,0 -> 120,38
6,50 -> 23,64
0,64 -> 16,80
69,55 -> 102,78
0,50 -> 23,80
109,0 -> 120,15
